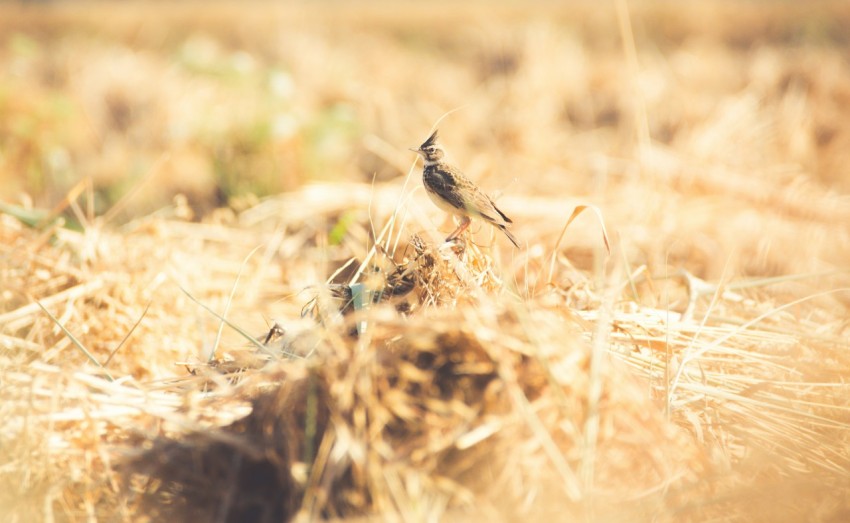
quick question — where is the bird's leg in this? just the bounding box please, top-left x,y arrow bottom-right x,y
445,215 -> 471,243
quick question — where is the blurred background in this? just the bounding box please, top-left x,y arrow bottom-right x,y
1,1 -> 849,278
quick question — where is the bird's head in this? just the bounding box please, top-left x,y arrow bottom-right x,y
410,130 -> 445,164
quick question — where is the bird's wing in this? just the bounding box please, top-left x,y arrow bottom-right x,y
430,167 -> 472,211
489,197 -> 513,225
431,166 -> 513,227
469,191 -> 513,227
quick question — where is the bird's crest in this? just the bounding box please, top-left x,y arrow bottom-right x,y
419,130 -> 439,150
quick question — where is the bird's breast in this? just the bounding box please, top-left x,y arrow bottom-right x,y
422,167 -> 464,215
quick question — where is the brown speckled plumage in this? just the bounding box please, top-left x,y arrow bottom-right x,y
412,130 -> 520,248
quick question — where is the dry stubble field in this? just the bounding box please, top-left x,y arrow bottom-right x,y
1,1 -> 850,522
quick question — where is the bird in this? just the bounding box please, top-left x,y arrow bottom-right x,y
410,130 -> 520,248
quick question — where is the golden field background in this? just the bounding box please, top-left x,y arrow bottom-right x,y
1,1 -> 849,522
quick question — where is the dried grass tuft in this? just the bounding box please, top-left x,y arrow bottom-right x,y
4,174 -> 850,521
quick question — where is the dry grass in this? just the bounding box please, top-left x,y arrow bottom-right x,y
2,1 -> 850,522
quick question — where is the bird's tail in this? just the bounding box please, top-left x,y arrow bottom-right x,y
500,226 -> 521,248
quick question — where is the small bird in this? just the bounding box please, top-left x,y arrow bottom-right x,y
411,130 -> 520,248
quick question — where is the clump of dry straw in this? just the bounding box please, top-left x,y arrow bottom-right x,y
2,177 -> 849,522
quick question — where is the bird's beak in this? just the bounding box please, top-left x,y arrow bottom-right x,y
408,147 -> 419,153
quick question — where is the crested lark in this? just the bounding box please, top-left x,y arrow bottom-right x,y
411,130 -> 520,248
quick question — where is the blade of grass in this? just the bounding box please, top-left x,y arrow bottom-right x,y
104,300 -> 152,367
547,204 -> 611,285
616,0 -> 650,154
36,301 -> 114,382
208,245 -> 262,361
176,282 -> 289,360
